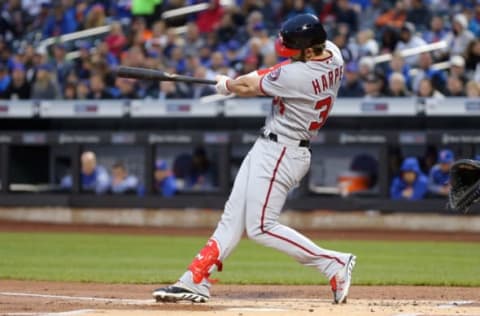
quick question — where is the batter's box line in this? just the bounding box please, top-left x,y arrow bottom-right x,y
0,292 -> 155,305
4,309 -> 95,316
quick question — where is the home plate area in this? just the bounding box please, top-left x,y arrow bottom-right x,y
1,282 -> 480,316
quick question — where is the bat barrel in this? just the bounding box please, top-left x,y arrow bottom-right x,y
114,66 -> 217,85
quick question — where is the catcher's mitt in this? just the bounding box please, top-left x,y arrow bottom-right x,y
448,159 -> 480,213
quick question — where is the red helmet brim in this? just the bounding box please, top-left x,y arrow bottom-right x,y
275,38 -> 301,57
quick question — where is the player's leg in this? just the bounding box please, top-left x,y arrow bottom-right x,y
153,151 -> 252,302
245,140 -> 354,302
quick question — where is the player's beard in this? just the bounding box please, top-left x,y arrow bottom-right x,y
290,50 -> 307,62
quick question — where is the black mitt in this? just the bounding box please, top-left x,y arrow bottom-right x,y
448,159 -> 480,213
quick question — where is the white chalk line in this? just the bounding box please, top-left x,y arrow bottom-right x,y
226,307 -> 289,312
0,292 -> 154,305
437,300 -> 475,308
4,309 -> 94,316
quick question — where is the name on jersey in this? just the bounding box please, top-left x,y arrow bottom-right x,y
311,65 -> 343,95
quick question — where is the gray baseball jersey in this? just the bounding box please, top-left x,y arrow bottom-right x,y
260,40 -> 344,140
175,40 -> 352,298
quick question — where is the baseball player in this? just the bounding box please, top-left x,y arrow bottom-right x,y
153,14 -> 356,304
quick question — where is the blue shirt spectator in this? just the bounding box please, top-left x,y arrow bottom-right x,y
43,5 -> 78,38
110,162 -> 139,194
60,151 -> 110,194
0,64 -> 12,93
428,149 -> 454,196
154,160 -> 177,197
390,157 -> 428,200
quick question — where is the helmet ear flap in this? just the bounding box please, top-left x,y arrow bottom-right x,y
275,37 -> 301,57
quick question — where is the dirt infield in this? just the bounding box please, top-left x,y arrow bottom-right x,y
1,281 -> 480,316
1,220 -> 480,316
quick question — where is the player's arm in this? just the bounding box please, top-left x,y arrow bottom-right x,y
215,60 -> 290,97
219,74 -> 263,97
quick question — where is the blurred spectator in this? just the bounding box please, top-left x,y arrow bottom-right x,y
206,51 -> 232,78
1,63 -> 30,99
444,75 -> 465,96
50,43 -> 73,85
422,15 -> 448,44
87,74 -> 112,99
376,0 -> 407,30
105,22 -> 127,59
29,2 -> 51,34
76,80 -> 90,99
0,0 -> 30,44
281,0 -> 315,22
332,31 -> 354,63
235,11 -> 265,44
74,42 -> 92,80
110,161 -> 139,194
411,52 -> 446,93
428,149 -> 454,197
250,23 -> 275,57
113,78 -> 138,99
184,23 -> 206,58
333,0 -> 359,36
352,30 -> 379,59
79,151 -> 110,194
338,62 -> 364,97
359,0 -> 389,30
387,72 -> 410,96
358,56 -> 375,80
85,4 -> 106,29
155,81 -> 187,99
449,55 -> 468,84
379,26 -> 400,53
466,80 -> 480,98
390,157 -> 428,200
63,82 -> 76,99
465,39 -> 480,82
0,63 -> 12,95
406,0 -> 431,31
417,78 -> 444,98
60,151 -> 110,194
395,22 -> 427,66
385,53 -> 411,88
154,159 -> 177,197
43,1 -> 77,38
217,13 -> 237,44
186,147 -> 216,190
196,0 -> 225,34
31,64 -> 60,99
444,14 -> 475,56
469,4 -> 480,37
363,73 -> 384,98
191,66 -> 216,98
22,0 -> 49,17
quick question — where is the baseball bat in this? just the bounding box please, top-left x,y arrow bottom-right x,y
114,66 -> 217,85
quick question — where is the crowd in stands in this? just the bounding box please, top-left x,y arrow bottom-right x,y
0,0 -> 478,100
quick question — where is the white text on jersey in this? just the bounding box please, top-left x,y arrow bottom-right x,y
311,65 -> 344,95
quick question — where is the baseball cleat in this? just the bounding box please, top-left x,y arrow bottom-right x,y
330,255 -> 356,304
152,285 -> 209,303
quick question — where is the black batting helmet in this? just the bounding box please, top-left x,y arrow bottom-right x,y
275,14 -> 327,57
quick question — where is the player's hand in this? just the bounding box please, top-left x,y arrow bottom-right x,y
215,75 -> 232,96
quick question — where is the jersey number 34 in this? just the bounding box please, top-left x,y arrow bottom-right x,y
309,96 -> 332,131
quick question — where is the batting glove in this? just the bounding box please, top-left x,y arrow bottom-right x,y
215,75 -> 232,96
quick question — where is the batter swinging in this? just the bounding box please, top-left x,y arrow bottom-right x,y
153,13 -> 356,304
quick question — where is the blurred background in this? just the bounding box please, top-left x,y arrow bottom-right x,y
0,0 -> 479,214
